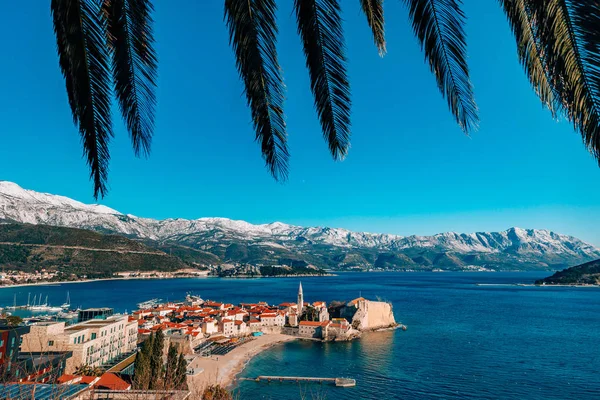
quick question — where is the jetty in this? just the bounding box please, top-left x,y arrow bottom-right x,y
240,376 -> 356,387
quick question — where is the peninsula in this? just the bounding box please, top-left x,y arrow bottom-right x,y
133,283 -> 399,387
535,259 -> 600,286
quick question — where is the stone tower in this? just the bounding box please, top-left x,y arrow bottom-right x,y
297,282 -> 304,314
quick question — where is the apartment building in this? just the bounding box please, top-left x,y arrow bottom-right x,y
21,315 -> 137,373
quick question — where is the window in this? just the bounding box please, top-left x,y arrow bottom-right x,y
74,338 -> 77,344
0,340 -> 4,346
10,337 -> 15,346
91,333 -> 97,340
48,340 -> 54,346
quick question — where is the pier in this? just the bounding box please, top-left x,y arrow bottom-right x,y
240,376 -> 356,387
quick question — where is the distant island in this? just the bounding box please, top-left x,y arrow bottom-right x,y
535,259 -> 600,286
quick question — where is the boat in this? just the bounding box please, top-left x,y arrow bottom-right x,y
28,294 -> 61,313
137,298 -> 162,309
61,292 -> 71,309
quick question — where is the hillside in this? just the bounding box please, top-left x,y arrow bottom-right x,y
0,223 -> 189,278
535,259 -> 600,285
1,181 -> 599,271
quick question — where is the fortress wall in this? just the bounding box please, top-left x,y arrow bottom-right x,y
351,300 -> 396,330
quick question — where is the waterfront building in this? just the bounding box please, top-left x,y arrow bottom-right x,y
234,320 -> 247,335
21,315 -> 137,374
219,319 -> 235,336
247,319 -> 261,331
201,319 -> 218,335
259,313 -> 281,327
298,321 -> 330,339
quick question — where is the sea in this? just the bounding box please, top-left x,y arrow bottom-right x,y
0,272 -> 598,399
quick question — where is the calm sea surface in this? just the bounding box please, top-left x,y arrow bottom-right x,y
0,272 -> 599,399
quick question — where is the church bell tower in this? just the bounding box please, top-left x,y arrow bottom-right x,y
297,282 -> 304,314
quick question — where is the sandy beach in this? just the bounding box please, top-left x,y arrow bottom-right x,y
186,333 -> 297,391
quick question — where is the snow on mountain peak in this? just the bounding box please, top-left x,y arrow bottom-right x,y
0,181 -> 598,264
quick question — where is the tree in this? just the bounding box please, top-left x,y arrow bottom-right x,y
73,364 -> 103,376
163,343 -> 178,389
175,353 -> 188,390
149,328 -> 164,389
202,385 -> 232,400
5,316 -> 22,326
133,341 -> 151,390
48,0 -> 600,198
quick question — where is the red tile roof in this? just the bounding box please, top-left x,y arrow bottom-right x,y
56,374 -> 79,384
79,376 -> 99,385
299,321 -> 330,327
94,373 -> 131,391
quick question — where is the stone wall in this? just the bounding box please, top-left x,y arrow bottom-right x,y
345,299 -> 397,331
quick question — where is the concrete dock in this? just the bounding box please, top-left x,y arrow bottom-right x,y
240,376 -> 356,387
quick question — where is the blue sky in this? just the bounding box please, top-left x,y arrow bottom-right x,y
0,1 -> 598,245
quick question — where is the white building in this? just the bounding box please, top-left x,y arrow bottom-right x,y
21,315 -> 138,374
201,319 -> 218,335
220,319 -> 235,336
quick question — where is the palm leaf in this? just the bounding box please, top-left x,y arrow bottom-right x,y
499,0 -> 557,117
51,0 -> 113,199
224,0 -> 289,180
103,0 -> 157,156
294,0 -> 351,160
403,0 -> 479,133
527,0 -> 600,162
360,0 -> 386,56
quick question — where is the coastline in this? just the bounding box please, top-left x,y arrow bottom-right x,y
0,273 -> 336,289
186,333 -> 297,391
0,275 -> 211,289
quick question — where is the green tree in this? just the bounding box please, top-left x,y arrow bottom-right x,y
133,344 -> 151,390
5,316 -> 22,326
149,329 -> 164,389
44,1 -> 600,198
73,364 -> 103,376
175,353 -> 188,390
163,343 -> 178,389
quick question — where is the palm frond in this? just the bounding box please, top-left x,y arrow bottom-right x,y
103,0 -> 157,157
499,0 -> 557,116
360,0 -> 386,56
528,0 -> 600,162
52,0 -> 113,199
403,0 -> 478,133
224,0 -> 289,180
294,0 -> 351,160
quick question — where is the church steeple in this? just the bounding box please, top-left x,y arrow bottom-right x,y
297,282 -> 304,314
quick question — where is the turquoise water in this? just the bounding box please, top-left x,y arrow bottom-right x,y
1,272 -> 599,399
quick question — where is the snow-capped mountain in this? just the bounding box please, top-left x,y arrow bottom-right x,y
1,181 -> 598,270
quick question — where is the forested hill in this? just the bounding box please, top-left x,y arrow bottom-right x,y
0,223 -> 190,278
535,259 -> 600,285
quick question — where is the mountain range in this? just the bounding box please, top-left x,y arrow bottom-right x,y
1,181 -> 599,271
